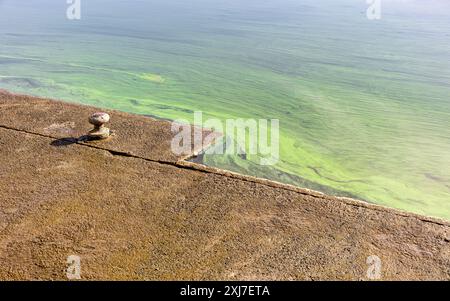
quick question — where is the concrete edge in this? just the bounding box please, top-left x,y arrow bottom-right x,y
176,161 -> 450,227
2,89 -> 449,228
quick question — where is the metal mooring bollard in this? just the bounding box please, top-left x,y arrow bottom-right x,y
87,112 -> 111,140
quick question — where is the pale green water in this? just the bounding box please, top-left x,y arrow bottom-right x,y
0,0 -> 449,220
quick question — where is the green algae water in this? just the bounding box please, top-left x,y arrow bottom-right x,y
1,0 -> 449,220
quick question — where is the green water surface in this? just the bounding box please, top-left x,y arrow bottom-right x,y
0,0 -> 449,220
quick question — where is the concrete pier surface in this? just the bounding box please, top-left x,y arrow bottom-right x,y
0,90 -> 449,280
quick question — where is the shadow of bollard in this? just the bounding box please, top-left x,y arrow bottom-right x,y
50,137 -> 79,147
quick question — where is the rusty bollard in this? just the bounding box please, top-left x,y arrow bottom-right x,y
87,112 -> 111,140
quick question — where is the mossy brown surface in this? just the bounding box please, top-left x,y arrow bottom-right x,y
0,90 -> 449,280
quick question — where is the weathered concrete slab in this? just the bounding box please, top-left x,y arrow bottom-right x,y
0,90 -> 211,163
0,92 -> 449,280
